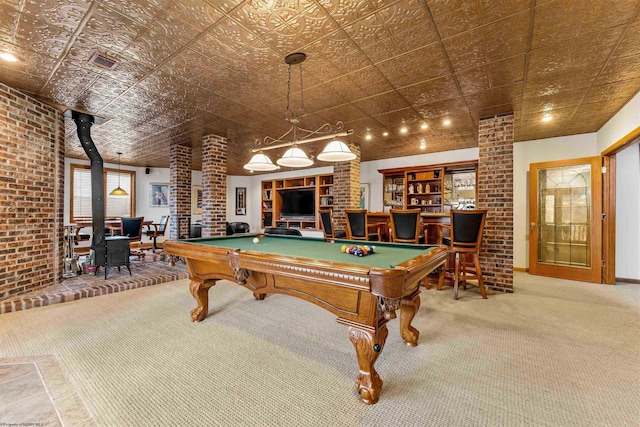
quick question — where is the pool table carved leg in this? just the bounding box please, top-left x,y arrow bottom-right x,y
253,292 -> 266,300
189,279 -> 216,322
400,293 -> 421,346
348,325 -> 388,405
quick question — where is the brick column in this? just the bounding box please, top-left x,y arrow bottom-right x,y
332,143 -> 361,232
0,82 -> 65,301
477,113 -> 514,292
201,134 -> 227,237
169,145 -> 191,240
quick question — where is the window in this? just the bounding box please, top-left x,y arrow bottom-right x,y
70,164 -> 135,221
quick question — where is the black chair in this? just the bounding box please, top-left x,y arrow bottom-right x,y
121,217 -> 145,259
190,221 -> 202,238
229,222 -> 250,233
389,208 -> 425,244
144,215 -> 169,252
263,227 -> 302,236
437,209 -> 488,300
319,209 -> 346,241
345,209 -> 380,241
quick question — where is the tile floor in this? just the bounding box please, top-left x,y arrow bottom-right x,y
0,355 -> 95,426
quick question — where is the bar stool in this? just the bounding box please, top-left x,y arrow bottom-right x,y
437,209 -> 488,300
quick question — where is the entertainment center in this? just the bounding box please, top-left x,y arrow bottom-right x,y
261,173 -> 333,230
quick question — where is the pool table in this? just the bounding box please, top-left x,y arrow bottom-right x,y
164,234 -> 447,404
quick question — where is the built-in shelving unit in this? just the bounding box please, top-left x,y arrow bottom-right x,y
379,161 -> 478,214
261,181 -> 274,228
405,167 -> 444,213
261,173 -> 334,230
318,174 -> 334,209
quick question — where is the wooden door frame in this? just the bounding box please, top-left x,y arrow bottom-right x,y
601,125 -> 640,284
601,155 -> 615,284
529,157 -> 602,283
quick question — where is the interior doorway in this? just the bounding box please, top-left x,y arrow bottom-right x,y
529,157 -> 603,283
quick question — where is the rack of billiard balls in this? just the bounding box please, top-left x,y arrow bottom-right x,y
341,244 -> 376,257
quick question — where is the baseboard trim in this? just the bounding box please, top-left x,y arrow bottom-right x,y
616,277 -> 640,284
513,267 -> 528,272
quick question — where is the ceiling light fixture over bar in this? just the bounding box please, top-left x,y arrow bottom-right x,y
243,52 -> 355,172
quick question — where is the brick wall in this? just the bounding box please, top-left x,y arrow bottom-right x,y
169,144 -> 192,239
201,134 -> 227,237
0,82 -> 65,301
332,144 -> 361,231
478,113 -> 514,292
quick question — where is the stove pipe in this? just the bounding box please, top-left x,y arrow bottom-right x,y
72,111 -> 106,260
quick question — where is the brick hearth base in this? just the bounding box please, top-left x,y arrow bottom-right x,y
1,254 -> 188,315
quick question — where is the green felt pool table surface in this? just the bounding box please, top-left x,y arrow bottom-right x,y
178,234 -> 438,269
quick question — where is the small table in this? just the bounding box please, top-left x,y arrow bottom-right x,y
75,219 -> 152,237
164,234 -> 447,404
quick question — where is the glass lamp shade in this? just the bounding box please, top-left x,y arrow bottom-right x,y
276,147 -> 314,167
243,153 -> 278,171
109,186 -> 128,196
316,140 -> 356,162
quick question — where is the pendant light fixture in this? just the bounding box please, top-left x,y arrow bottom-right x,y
109,152 -> 128,196
243,52 -> 355,172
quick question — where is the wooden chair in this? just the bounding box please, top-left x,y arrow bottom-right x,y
144,215 -> 169,252
389,208 -> 425,244
437,209 -> 488,300
121,217 -> 146,259
319,209 -> 346,241
345,209 -> 380,241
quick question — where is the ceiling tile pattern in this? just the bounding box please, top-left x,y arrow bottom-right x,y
0,0 -> 639,174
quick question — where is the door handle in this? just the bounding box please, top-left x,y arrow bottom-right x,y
530,222 -> 536,230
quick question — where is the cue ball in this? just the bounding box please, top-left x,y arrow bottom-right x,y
253,238 -> 259,244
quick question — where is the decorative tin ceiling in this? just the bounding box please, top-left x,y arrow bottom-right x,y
1,0 -> 639,175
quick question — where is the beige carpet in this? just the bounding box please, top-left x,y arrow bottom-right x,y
0,273 -> 638,426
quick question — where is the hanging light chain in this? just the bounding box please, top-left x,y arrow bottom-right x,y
298,61 -> 305,118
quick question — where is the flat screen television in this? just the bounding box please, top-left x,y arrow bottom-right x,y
280,188 -> 315,220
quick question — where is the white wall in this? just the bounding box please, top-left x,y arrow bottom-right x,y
226,175 -> 253,229
512,134 -> 598,269
597,91 -> 640,153
614,143 -> 640,280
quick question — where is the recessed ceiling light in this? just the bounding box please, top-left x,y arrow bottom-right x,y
0,52 -> 18,62
443,119 -> 451,126
421,123 -> 428,130
419,138 -> 427,150
382,131 -> 389,137
365,128 -> 372,140
400,121 -> 408,134
541,115 -> 553,122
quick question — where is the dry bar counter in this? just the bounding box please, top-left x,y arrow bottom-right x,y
164,234 -> 447,404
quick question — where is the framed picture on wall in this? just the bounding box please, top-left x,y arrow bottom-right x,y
360,183 -> 369,210
236,187 -> 247,215
150,183 -> 169,207
192,185 -> 202,214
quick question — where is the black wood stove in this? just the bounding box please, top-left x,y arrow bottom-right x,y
94,236 -> 131,279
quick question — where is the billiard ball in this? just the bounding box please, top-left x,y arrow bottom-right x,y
253,237 -> 259,244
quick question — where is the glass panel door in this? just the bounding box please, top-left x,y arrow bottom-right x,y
537,164 -> 591,267
529,157 -> 602,283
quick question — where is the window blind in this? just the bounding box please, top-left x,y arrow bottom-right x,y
72,166 -> 133,220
